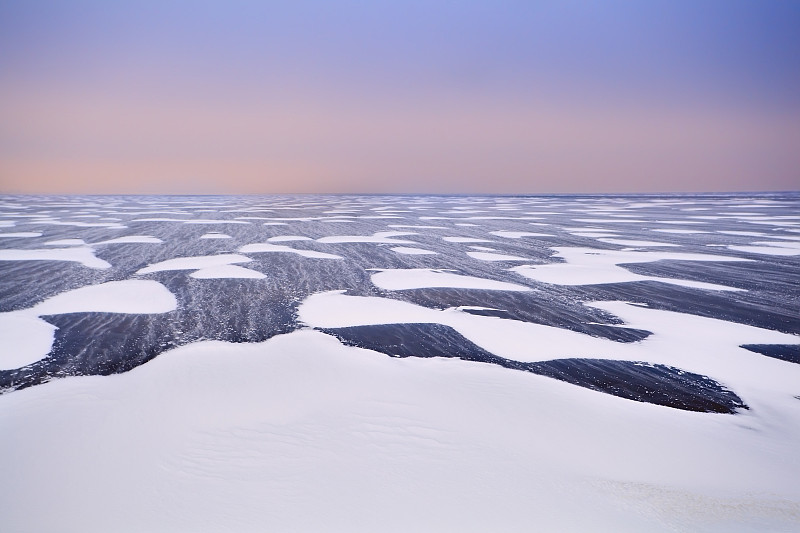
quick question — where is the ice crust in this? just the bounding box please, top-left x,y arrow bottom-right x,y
2,193 -> 799,532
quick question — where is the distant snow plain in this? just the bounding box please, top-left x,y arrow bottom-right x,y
1,193 -> 799,532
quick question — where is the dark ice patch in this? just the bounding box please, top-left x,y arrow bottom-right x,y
741,344 -> 800,365
320,322 -> 747,413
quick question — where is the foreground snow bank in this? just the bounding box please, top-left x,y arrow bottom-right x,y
1,330 -> 798,532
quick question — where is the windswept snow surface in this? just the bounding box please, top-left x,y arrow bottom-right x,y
0,280 -> 176,369
1,193 -> 800,532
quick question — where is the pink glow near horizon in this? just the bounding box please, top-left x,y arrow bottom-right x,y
1,1 -> 798,194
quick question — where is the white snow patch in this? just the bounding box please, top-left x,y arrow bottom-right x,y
33,280 -> 178,315
0,313 -> 57,370
239,243 -> 342,259
0,247 -> 111,269
132,218 -> 249,225
512,247 -> 749,291
317,231 -> 417,244
370,269 -> 533,291
199,233 -> 232,239
489,231 -> 552,239
44,239 -> 87,246
190,265 -> 266,279
0,232 -> 41,238
390,247 -> 438,255
442,236 -> 493,243
570,232 -> 620,238
728,243 -> 800,256
718,231 -> 766,237
466,251 -> 529,262
267,236 -> 313,242
598,239 -> 680,248
652,229 -> 709,234
96,235 -> 163,244
137,254 -> 252,274
0,280 -> 177,369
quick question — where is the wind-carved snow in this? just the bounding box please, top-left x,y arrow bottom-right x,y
1,193 -> 799,532
728,241 -> 800,256
0,313 -> 56,369
30,220 -> 127,229
442,236 -> 493,243
44,239 -> 87,246
390,246 -> 438,255
11,329 -> 793,532
489,231 -> 553,239
95,235 -> 163,244
512,247 -> 750,291
466,251 -> 528,262
137,253 -> 266,278
570,232 -> 620,238
32,280 -> 177,315
0,247 -> 111,269
370,268 -> 533,291
298,290 -> 800,395
0,232 -> 42,238
190,265 -> 266,279
199,233 -> 232,239
316,231 -> 417,244
652,229 -> 709,234
267,236 -> 313,242
597,238 -> 680,248
132,218 -> 250,225
299,290 -> 609,361
239,243 -> 343,259
0,280 -> 176,370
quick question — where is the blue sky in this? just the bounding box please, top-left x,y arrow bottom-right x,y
1,0 -> 798,193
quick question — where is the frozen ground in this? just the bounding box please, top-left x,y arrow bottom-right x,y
1,193 -> 799,532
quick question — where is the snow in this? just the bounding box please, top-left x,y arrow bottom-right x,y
442,236 -> 493,243
137,254 -> 253,274
95,235 -> 163,244
466,251 -> 528,261
317,231 -> 417,244
32,220 -> 127,228
370,268 -> 533,291
44,239 -> 87,246
489,231 -> 552,238
2,194 -> 800,532
239,243 -> 343,259
570,232 -> 619,238
652,229 -> 710,234
199,233 -> 232,239
0,312 -> 56,369
598,238 -> 680,247
267,236 -> 312,242
0,280 -> 177,370
133,218 -> 250,224
0,296 -> 750,530
390,246 -> 438,255
0,329 -> 742,532
718,231 -> 766,237
0,232 -> 41,238
388,224 -> 448,229
728,245 -> 800,256
728,241 -> 800,256
33,280 -> 178,315
512,247 -> 750,291
190,265 -> 266,279
0,247 -> 111,269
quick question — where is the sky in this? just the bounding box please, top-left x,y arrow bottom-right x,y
1,0 -> 798,194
